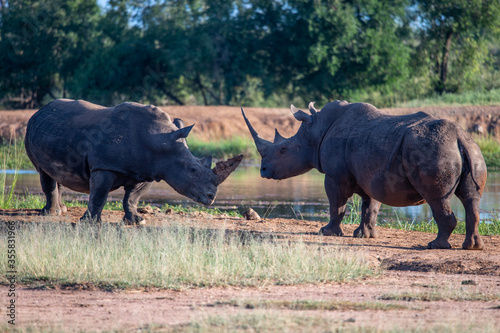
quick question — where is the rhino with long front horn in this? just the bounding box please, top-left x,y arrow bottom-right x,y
242,100 -> 487,250
25,99 -> 243,225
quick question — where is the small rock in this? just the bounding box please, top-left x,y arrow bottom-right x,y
461,280 -> 477,286
243,208 -> 261,220
165,208 -> 174,214
138,205 -> 154,214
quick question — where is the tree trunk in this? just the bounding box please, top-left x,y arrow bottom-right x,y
437,30 -> 453,95
194,74 -> 208,106
157,83 -> 184,105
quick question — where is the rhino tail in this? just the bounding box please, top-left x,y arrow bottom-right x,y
456,133 -> 484,192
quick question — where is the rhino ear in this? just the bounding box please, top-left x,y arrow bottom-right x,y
291,105 -> 312,124
201,155 -> 213,168
173,118 -> 185,129
308,102 -> 318,114
170,124 -> 194,141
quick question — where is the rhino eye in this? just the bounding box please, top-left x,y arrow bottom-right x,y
190,167 -> 198,173
280,147 -> 287,155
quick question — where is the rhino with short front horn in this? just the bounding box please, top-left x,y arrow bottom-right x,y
242,100 -> 487,250
25,99 -> 243,224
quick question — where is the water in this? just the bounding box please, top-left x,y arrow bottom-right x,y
5,167 -> 500,222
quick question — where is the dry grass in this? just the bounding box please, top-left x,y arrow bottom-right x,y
0,221 -> 376,289
170,313 -> 497,333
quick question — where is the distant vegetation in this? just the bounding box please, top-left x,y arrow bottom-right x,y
1,1 -> 500,109
396,89 -> 500,108
188,136 -> 259,161
473,136 -> 500,170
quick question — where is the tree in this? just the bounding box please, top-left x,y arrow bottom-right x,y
0,0 -> 100,108
415,0 -> 500,94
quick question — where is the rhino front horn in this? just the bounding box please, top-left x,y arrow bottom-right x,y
212,154 -> 244,185
241,107 -> 272,154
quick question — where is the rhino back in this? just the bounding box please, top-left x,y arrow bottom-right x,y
319,108 -> 436,205
26,99 -> 173,192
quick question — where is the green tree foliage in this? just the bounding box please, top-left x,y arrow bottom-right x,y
415,0 -> 500,94
0,0 -> 499,108
0,0 -> 100,108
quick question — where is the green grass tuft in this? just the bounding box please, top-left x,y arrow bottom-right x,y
212,299 -> 408,311
0,140 -> 33,170
188,136 -> 259,161
0,140 -> 24,208
379,290 -> 500,302
344,195 -> 500,235
396,88 -> 500,108
474,135 -> 500,170
170,313 -> 497,333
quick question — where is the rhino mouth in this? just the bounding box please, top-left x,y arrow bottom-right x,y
260,167 -> 280,180
194,192 -> 216,206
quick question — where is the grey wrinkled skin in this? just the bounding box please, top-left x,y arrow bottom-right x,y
25,99 -> 240,225
242,100 -> 487,250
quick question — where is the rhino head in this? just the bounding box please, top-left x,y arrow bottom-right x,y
241,103 -> 318,180
154,119 -> 243,205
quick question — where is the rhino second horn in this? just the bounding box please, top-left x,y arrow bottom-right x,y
274,129 -> 286,143
201,155 -> 213,168
212,154 -> 244,185
241,107 -> 272,153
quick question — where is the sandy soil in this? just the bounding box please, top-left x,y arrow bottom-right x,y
1,207 -> 500,331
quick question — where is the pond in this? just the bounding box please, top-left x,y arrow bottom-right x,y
5,166 -> 499,223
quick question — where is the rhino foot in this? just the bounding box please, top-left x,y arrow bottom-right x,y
40,206 -> 62,216
319,226 -> 344,236
353,226 -> 378,238
462,236 -> 484,250
123,214 -> 146,226
427,238 -> 452,249
79,210 -> 102,225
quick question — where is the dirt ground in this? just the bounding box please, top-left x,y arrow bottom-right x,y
1,207 -> 500,331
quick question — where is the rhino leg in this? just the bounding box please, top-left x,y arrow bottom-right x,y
320,175 -> 352,236
455,192 -> 484,250
427,199 -> 457,249
122,182 -> 153,226
58,183 -> 67,213
80,170 -> 116,224
354,195 -> 381,238
39,170 -> 63,216
458,198 -> 484,250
